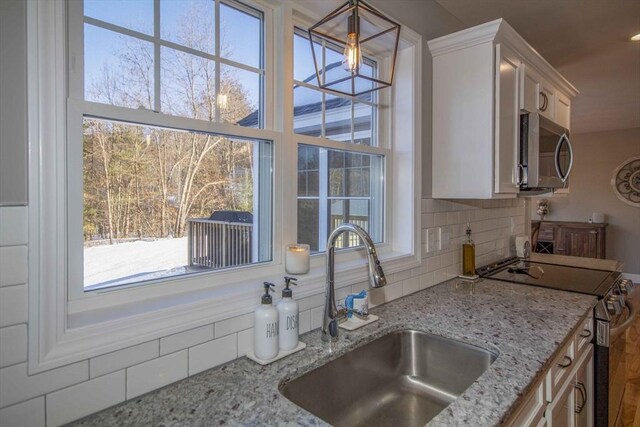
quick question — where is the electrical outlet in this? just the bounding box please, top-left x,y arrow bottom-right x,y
427,228 -> 441,253
441,228 -> 450,251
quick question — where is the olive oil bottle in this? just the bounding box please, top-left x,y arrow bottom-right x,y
462,224 -> 476,277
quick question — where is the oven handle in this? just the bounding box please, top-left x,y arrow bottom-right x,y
611,301 -> 637,336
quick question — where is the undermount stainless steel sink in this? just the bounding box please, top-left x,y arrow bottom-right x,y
280,330 -> 498,427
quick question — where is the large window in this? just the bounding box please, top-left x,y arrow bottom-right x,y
74,0 -> 271,290
293,30 -> 384,252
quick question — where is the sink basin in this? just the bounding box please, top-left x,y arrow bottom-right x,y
280,330 -> 497,427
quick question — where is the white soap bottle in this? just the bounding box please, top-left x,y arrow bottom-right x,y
277,276 -> 299,351
254,282 -> 279,360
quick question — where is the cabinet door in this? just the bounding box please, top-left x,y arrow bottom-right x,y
556,92 -> 571,130
494,43 -> 520,194
547,377 -> 576,427
520,64 -> 540,113
563,227 -> 599,258
574,348 -> 594,427
539,82 -> 556,121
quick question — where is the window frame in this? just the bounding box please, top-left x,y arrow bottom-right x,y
26,0 -> 422,374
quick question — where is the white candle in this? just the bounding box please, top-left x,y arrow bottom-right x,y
285,244 -> 310,275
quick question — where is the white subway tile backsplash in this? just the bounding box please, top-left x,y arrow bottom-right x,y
90,340 -> 158,379
0,397 -> 45,427
0,361 -> 89,408
46,370 -> 125,427
0,324 -> 27,367
0,285 -> 28,327
160,324 -> 214,356
0,246 -> 27,287
188,334 -> 236,376
402,277 -> 420,296
214,313 -> 253,338
298,310 -> 311,334
369,281 -> 402,307
237,328 -> 253,357
310,306 -> 324,330
126,350 -> 187,399
0,207 -> 28,246
419,272 -> 434,290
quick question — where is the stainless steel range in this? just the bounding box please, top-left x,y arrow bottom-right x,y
478,257 -> 637,427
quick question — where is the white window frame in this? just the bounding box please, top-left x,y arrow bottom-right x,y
27,0 -> 422,374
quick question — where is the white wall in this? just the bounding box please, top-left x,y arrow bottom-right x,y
528,128 -> 640,273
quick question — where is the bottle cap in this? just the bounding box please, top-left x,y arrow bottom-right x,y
282,276 -> 297,297
262,282 -> 275,304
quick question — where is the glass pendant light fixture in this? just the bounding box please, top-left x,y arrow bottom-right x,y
308,0 -> 401,97
342,10 -> 362,73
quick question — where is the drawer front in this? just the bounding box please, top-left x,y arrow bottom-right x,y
507,379 -> 546,427
545,339 -> 575,402
575,316 -> 593,359
537,225 -> 554,242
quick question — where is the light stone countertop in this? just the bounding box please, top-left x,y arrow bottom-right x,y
70,278 -> 597,427
529,253 -> 624,272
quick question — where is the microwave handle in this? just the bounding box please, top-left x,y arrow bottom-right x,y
516,164 -> 526,187
554,133 -> 573,183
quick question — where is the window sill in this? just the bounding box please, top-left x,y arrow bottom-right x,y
47,250 -> 420,372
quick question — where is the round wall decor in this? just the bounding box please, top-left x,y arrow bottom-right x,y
611,156 -> 640,207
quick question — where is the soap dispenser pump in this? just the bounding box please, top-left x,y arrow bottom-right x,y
254,282 -> 279,360
277,277 -> 299,351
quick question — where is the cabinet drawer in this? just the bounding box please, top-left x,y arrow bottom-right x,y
537,225 -> 554,242
545,338 -> 575,402
574,316 -> 593,359
506,379 -> 546,427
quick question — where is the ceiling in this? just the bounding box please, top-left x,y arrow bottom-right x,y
434,0 -> 640,134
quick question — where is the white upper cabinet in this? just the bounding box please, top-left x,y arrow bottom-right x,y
428,19 -> 578,199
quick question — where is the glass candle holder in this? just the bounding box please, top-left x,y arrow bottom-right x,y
285,244 -> 310,274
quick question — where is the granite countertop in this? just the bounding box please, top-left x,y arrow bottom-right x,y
71,278 -> 597,427
529,253 -> 624,272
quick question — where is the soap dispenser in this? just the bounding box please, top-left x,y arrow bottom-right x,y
277,276 -> 299,351
254,282 -> 279,360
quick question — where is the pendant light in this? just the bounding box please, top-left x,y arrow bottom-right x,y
308,0 -> 401,98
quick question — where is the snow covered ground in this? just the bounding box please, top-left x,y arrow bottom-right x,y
84,237 -> 189,288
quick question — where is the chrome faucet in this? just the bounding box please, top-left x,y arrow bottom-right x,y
321,224 -> 387,342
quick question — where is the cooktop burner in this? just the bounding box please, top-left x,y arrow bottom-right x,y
478,257 -> 619,297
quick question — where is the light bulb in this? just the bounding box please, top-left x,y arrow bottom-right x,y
342,33 -> 361,73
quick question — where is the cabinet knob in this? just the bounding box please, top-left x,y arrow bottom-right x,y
558,355 -> 572,368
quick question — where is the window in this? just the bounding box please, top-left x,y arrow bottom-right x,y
28,0 -> 420,373
293,30 -> 384,252
73,0 -> 271,291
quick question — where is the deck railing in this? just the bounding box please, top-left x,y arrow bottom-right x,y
187,219 -> 253,268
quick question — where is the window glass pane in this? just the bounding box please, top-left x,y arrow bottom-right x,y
324,93 -> 352,142
220,2 -> 262,68
297,145 -> 383,253
297,199 -> 320,252
294,32 -> 319,85
82,118 -> 272,290
293,86 -> 322,137
85,0 -> 153,35
84,24 -> 155,109
298,145 -> 319,197
160,0 -> 215,54
221,64 -> 261,127
353,102 -> 375,146
329,199 -> 370,248
161,47 -> 216,120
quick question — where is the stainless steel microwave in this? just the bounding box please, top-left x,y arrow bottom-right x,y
518,113 -> 573,193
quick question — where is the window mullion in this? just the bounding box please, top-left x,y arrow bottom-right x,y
318,148 -> 328,252
215,0 -> 221,122
154,0 -> 161,113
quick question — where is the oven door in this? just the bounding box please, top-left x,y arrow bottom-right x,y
608,301 -> 637,426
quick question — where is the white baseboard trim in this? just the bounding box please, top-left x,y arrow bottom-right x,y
622,273 -> 640,283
